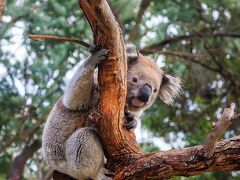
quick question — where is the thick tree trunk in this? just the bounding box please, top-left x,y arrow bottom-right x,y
78,0 -> 142,170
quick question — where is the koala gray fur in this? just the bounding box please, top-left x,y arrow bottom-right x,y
42,44 -> 181,180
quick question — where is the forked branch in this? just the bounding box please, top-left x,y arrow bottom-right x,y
203,106 -> 235,157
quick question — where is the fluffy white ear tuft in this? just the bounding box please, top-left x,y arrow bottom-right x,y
159,73 -> 182,105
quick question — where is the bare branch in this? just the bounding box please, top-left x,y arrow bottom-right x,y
116,135 -> 240,179
43,168 -> 54,180
142,49 -> 219,72
9,140 -> 41,180
203,106 -> 235,157
115,106 -> 239,179
128,0 -> 151,42
27,34 -> 91,48
141,31 -> 240,54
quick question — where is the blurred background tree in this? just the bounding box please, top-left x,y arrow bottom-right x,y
0,0 -> 240,179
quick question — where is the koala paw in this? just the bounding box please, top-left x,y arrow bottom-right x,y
89,45 -> 110,64
124,113 -> 137,130
103,169 -> 114,180
124,105 -> 137,130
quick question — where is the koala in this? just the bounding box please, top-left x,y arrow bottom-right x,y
42,44 -> 181,180
124,44 -> 181,129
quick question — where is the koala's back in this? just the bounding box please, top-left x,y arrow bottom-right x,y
42,86 -> 103,179
42,96 -> 86,166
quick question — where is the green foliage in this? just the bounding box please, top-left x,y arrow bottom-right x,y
0,0 -> 240,179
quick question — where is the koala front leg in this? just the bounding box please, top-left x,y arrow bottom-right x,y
63,45 -> 109,110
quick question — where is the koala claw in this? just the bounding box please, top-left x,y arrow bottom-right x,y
104,169 -> 114,179
124,113 -> 137,130
124,105 -> 137,130
97,49 -> 110,61
89,44 -> 102,54
88,45 -> 110,65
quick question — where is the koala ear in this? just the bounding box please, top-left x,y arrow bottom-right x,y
159,73 -> 182,105
126,43 -> 139,63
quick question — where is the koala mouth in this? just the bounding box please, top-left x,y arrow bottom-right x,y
130,97 -> 145,108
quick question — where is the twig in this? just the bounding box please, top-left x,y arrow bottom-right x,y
27,34 -> 91,48
203,105 -> 235,158
141,31 -> 240,54
141,49 -> 219,72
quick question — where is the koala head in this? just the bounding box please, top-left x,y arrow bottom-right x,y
126,44 -> 182,114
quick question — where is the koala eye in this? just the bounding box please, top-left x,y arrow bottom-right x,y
132,77 -> 138,83
153,89 -> 157,93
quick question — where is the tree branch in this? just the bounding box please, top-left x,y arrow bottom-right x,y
141,49 -> 219,72
203,106 -> 235,157
9,140 -> 41,180
116,135 -> 240,179
27,34 -> 91,48
114,108 -> 240,179
141,32 -> 240,54
128,0 -> 151,42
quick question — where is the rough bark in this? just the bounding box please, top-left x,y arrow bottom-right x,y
78,0 -> 142,170
115,135 -> 240,179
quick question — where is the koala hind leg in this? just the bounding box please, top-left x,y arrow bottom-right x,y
65,127 -> 106,180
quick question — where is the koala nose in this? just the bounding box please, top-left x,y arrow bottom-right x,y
137,84 -> 152,103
